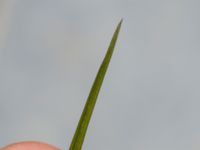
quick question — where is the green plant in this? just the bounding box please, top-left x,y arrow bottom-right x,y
69,19 -> 122,150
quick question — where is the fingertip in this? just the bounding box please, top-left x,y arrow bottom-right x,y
1,141 -> 59,150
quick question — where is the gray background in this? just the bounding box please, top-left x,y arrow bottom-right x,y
0,0 -> 200,149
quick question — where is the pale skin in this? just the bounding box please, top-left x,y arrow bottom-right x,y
1,141 -> 59,150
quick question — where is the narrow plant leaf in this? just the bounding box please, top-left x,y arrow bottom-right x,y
69,19 -> 123,150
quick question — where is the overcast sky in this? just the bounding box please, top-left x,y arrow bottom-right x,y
0,0 -> 200,149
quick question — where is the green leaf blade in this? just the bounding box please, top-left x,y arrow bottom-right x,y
69,19 -> 123,150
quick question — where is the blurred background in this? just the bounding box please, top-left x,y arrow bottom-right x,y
0,0 -> 200,149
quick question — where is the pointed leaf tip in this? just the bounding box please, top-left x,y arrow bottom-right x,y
69,20 -> 122,150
